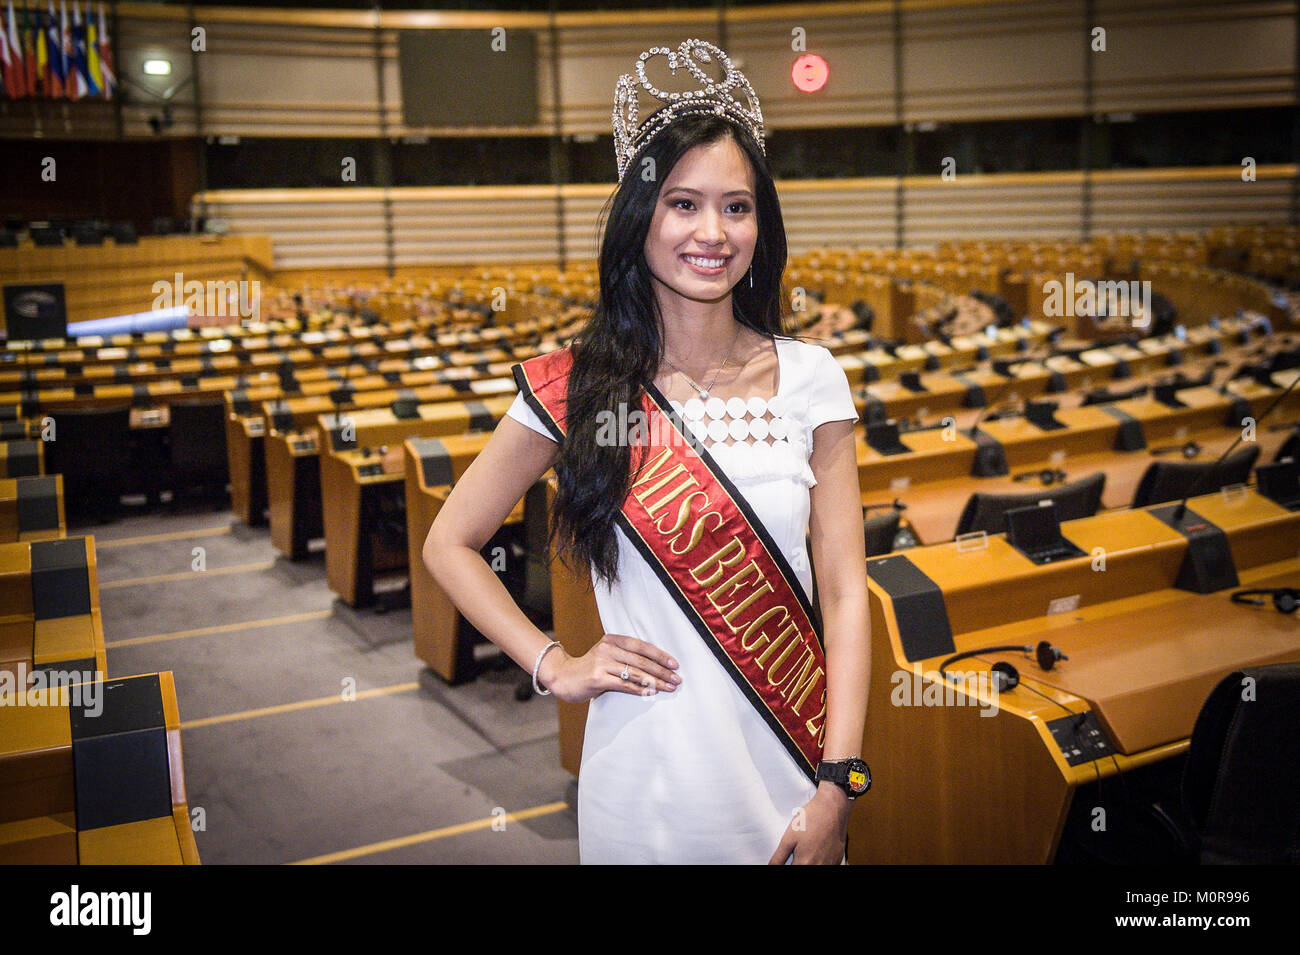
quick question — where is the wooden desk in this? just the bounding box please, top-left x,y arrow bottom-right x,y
0,535 -> 105,682
0,670 -> 200,865
403,440 -> 544,683
322,430 -> 506,607
265,429 -> 324,560
0,476 -> 64,543
850,489 -> 1300,864
859,382 -> 1300,543
0,440 -> 43,479
867,422 -> 1298,544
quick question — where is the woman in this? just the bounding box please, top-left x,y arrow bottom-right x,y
423,40 -> 870,864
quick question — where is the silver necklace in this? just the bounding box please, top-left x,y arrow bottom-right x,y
661,326 -> 743,400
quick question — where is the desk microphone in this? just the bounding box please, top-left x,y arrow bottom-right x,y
1170,365 -> 1300,524
965,400 -> 1021,439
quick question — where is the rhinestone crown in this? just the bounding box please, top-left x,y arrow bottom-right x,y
612,38 -> 765,182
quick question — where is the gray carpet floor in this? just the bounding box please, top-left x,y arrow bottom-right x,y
85,503 -> 580,865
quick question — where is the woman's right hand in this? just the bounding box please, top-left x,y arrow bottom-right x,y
539,633 -> 682,703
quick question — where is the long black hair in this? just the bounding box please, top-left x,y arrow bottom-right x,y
548,110 -> 797,587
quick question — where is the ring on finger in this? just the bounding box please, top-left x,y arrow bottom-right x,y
620,663 -> 630,681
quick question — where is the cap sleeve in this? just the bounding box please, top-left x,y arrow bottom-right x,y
506,392 -> 559,444
807,346 -> 857,434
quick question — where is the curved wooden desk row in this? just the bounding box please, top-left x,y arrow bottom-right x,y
829,320 -> 1056,387
0,475 -> 65,544
853,486 -> 1300,864
0,291 -> 576,370
860,322 -> 1280,431
855,373 -> 1300,518
1,316 -> 457,364
263,396 -> 515,563
3,317 -> 454,404
0,671 -> 201,865
227,369 -> 524,528
0,315 -> 415,368
0,305 -> 574,389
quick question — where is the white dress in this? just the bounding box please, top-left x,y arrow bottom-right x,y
506,336 -> 857,863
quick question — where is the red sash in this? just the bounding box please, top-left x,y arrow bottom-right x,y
512,346 -> 827,781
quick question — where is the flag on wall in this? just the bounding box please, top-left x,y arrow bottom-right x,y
0,1 -> 13,98
72,0 -> 95,98
5,0 -> 26,97
95,1 -> 111,98
45,0 -> 62,96
34,3 -> 49,96
21,0 -> 36,95
61,0 -> 78,98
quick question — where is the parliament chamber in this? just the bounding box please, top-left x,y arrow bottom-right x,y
1,0 -> 1298,880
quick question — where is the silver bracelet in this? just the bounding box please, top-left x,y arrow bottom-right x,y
532,640 -> 562,696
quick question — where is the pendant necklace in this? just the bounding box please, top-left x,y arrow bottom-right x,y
661,325 -> 743,400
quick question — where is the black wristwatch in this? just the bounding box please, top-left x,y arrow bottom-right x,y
815,757 -> 871,799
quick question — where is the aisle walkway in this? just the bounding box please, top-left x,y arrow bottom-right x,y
87,506 -> 579,864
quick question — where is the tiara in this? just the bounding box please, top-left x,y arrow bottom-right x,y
612,38 -> 765,182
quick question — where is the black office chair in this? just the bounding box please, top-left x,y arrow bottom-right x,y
1131,446 -> 1260,508
42,405 -> 131,523
1152,664 -> 1300,863
1275,426 -> 1299,464
955,471 -> 1106,537
30,227 -> 64,247
110,222 -> 139,245
863,508 -> 902,557
168,400 -> 229,505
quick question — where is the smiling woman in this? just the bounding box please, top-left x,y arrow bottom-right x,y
421,39 -> 870,865
645,139 -> 759,304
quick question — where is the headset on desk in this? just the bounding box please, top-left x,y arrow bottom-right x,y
938,639 -> 1067,693
1149,440 -> 1202,459
1231,587 -> 1299,614
938,638 -> 1133,845
1012,467 -> 1068,486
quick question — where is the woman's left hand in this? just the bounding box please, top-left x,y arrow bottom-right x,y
768,783 -> 853,865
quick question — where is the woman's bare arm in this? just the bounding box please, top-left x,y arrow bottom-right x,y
770,416 -> 869,864
807,418 -> 870,764
422,416 -> 563,676
422,414 -> 680,699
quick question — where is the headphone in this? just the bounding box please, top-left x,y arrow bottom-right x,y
1013,468 -> 1068,486
1231,588 -> 1299,614
938,640 -> 1068,692
1150,441 -> 1201,459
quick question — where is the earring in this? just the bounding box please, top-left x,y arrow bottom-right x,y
749,266 -> 754,288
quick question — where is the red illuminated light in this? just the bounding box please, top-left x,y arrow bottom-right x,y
792,54 -> 828,93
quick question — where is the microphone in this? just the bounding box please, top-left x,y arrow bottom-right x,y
1170,365 -> 1300,524
965,399 -> 1021,439
863,498 -> 907,512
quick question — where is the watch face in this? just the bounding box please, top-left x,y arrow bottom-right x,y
847,759 -> 871,795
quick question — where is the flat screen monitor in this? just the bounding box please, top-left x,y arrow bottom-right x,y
4,283 -> 67,341
399,29 -> 538,128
